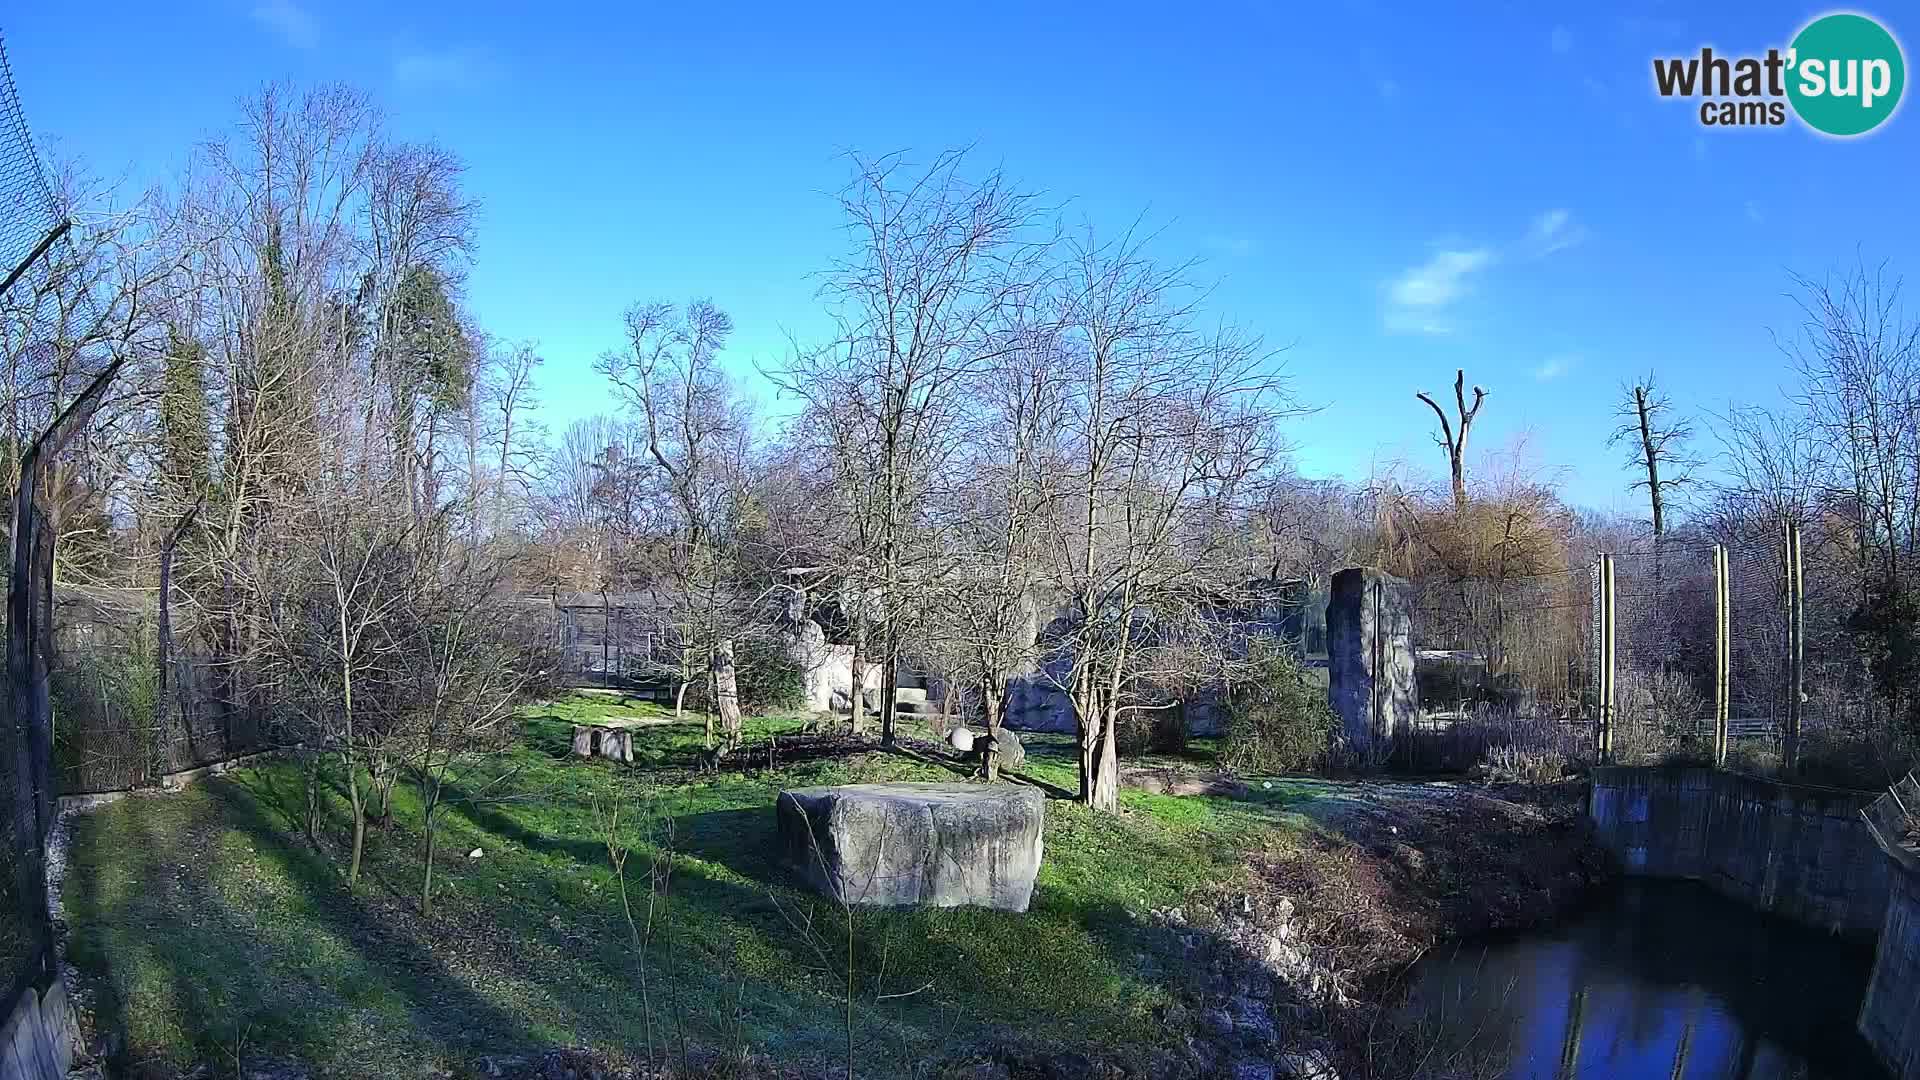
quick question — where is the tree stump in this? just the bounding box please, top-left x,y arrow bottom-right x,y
600,729 -> 633,763
571,726 -> 593,757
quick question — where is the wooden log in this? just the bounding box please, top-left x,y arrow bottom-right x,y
572,726 -> 593,757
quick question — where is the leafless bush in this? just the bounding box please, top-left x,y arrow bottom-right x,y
1611,667 -> 1709,765
1393,704 -> 1584,777
1477,744 -> 1568,784
1351,996 -> 1514,1080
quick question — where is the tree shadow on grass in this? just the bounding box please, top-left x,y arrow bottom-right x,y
211,778 -> 542,1054
422,788 -> 984,1069
63,780 -> 537,1074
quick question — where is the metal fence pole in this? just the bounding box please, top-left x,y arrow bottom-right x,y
1785,520 -> 1804,771
1714,543 -> 1730,768
1597,554 -> 1616,764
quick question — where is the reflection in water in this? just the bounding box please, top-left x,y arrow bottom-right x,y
1399,880 -> 1888,1079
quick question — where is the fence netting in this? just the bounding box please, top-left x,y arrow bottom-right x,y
1724,534 -> 1789,741
1398,518 -> 1900,785
1,27 -> 70,1020
1611,543 -> 1718,753
1583,520 -> 1900,784
1401,568 -> 1592,771
1408,568 -> 1593,710
1798,522 -> 1878,746
48,586 -> 272,794
545,592 -> 682,692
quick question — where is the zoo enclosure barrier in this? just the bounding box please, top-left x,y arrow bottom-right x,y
1594,520 -> 1874,773
45,585 -> 273,796
1,27 -> 94,1040
1399,517 -> 1877,777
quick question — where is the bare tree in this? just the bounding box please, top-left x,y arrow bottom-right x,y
927,305 -> 1066,747
1781,261 -> 1920,588
1416,369 -> 1487,513
260,488 -> 416,886
596,299 -> 756,746
778,149 -> 1051,745
399,531 -> 530,913
467,339 -> 544,536
1610,373 -> 1698,538
1040,226 -> 1299,810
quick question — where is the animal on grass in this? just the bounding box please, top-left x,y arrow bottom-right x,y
948,727 -> 998,778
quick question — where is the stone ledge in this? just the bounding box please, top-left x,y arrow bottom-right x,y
776,782 -> 1044,912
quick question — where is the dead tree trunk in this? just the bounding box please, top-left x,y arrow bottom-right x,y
1416,369 -> 1487,513
1634,385 -> 1665,537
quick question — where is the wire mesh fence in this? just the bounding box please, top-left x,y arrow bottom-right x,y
1396,518 -> 1900,786
544,592 -> 684,694
0,26 -> 69,1022
1798,521 -> 1879,746
47,586 -> 273,794
1407,568 -> 1594,710
1610,543 -> 1719,760
1400,567 -> 1594,771
1724,533 -> 1790,742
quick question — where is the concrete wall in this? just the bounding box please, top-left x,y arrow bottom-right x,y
0,979 -> 77,1080
1859,775 -> 1920,1079
1588,766 -> 1889,937
1326,567 -> 1415,760
1860,861 -> 1920,1080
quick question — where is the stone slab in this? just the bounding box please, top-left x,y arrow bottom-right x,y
776,782 -> 1045,912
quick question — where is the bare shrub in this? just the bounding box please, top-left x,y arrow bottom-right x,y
1478,744 -> 1568,784
1397,704 -> 1584,778
1113,703 -> 1192,757
1612,667 -> 1709,765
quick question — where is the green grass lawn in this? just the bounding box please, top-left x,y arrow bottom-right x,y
62,695 -> 1316,1078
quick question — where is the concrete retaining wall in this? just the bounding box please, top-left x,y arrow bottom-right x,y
0,979 -> 77,1080
1859,774 -> 1920,1079
1588,766 -> 1889,937
1860,860 -> 1920,1079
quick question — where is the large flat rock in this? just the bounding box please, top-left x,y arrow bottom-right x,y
775,782 -> 1045,912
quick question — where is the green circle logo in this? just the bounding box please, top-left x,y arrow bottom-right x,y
1787,12 -> 1906,136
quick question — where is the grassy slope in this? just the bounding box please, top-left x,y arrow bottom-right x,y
62,696 -> 1318,1078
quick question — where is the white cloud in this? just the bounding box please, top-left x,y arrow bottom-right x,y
1534,355 -> 1578,381
1203,233 -> 1256,257
251,0 -> 317,48
1550,26 -> 1574,54
1522,208 -> 1586,258
1384,248 -> 1494,334
394,46 -> 499,89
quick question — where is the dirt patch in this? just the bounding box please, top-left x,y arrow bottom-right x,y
1120,767 -> 1251,799
1141,780 -> 1612,1079
1259,781 -> 1609,981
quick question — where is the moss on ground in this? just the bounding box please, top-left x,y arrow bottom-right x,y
62,695 -> 1311,1078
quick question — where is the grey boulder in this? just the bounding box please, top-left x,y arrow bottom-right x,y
991,727 -> 1027,770
776,782 -> 1045,912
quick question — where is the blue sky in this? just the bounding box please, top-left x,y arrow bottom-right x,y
7,1 -> 1918,513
